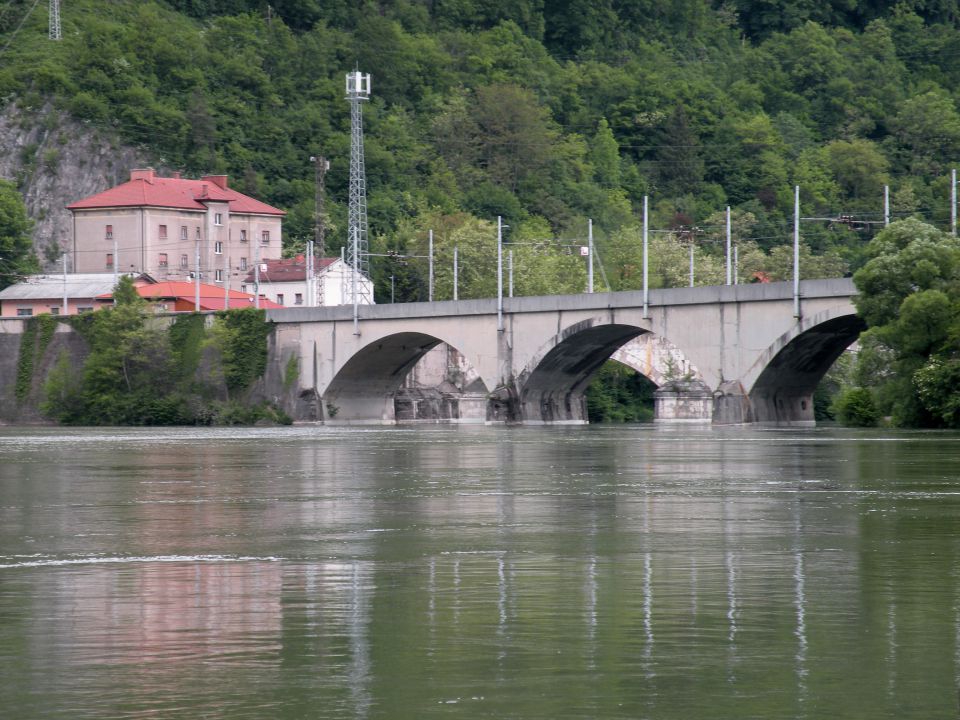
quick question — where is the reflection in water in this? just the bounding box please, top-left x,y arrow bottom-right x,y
794,550 -> 808,695
349,562 -> 372,720
0,426 -> 959,718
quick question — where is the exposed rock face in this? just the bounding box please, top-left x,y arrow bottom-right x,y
0,102 -> 148,268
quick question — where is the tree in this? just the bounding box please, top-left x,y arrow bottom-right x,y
891,89 -> 960,175
849,219 -> 960,426
0,180 -> 36,289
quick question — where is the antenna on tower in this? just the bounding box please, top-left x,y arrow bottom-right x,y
49,0 -> 61,40
346,69 -> 371,304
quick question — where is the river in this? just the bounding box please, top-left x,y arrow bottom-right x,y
0,425 -> 958,718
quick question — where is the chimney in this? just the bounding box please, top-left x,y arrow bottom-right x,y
201,174 -> 228,189
130,167 -> 155,183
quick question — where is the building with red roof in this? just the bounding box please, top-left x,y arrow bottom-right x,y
96,280 -> 284,312
242,254 -> 374,307
68,168 -> 285,295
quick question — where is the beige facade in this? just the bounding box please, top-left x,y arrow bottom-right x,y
69,171 -> 283,293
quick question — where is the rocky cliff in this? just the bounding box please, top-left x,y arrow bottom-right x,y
0,101 -> 149,268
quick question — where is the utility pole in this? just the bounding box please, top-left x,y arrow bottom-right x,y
254,242 -> 260,309
497,216 -> 504,332
428,229 -> 434,302
453,245 -> 458,301
587,219 -> 594,293
725,206 -> 732,286
688,234 -> 695,288
310,155 -> 329,257
194,231 -> 201,312
224,257 -> 230,309
49,0 -> 61,40
884,185 -> 890,227
508,249 -> 514,298
61,251 -> 68,315
952,169 -> 957,237
793,185 -> 801,319
642,195 -> 649,319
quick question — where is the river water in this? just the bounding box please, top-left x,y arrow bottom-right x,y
1,425 -> 959,718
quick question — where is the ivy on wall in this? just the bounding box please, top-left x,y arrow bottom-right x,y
15,314 -> 58,403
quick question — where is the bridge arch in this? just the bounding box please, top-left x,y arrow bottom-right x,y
742,306 -> 865,425
513,317 -> 646,423
323,332 -> 490,424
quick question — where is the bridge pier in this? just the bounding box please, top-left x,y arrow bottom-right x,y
653,379 -> 713,423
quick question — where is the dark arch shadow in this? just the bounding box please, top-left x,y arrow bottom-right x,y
324,332 -> 487,424
749,314 -> 866,425
517,322 -> 646,423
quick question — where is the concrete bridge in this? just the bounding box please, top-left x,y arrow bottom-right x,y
267,278 -> 862,426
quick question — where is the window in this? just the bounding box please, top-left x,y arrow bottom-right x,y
16,308 -> 32,317
77,307 -> 93,314
214,241 -> 223,255
215,269 -> 223,282
295,293 -> 303,305
239,257 -> 247,270
276,293 -> 284,305
214,213 -> 223,226
180,226 -> 188,240
50,307 -> 60,316
239,229 -> 247,243
180,254 -> 189,269
196,227 -> 201,239
261,230 -> 270,244
106,253 -> 114,268
159,224 -> 167,239
158,253 -> 168,267
240,284 -> 247,293
105,224 -> 113,240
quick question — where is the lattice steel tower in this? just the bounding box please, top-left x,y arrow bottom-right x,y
49,0 -> 61,40
346,70 -> 371,301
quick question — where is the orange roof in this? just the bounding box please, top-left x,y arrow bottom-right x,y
136,281 -> 260,299
67,173 -> 285,216
96,280 -> 284,310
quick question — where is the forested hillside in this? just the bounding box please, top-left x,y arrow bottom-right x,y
2,0 -> 960,300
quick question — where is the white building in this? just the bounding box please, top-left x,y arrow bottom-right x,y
243,255 -> 375,307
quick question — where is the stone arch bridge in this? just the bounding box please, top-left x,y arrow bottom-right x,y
267,278 -> 861,426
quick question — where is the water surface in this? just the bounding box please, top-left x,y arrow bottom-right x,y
1,425 -> 958,718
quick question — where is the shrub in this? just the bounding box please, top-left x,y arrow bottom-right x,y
831,387 -> 880,427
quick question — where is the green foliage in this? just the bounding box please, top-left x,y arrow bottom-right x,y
168,312 -> 208,382
15,314 -> 58,403
283,354 -> 299,391
849,219 -> 960,427
586,361 -> 655,423
210,307 -> 271,393
42,298 -> 277,425
5,0 -> 958,296
0,179 -> 37,289
14,317 -> 39,402
831,387 -> 880,427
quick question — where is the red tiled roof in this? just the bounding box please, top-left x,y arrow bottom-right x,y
67,176 -> 285,216
244,255 -> 337,283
